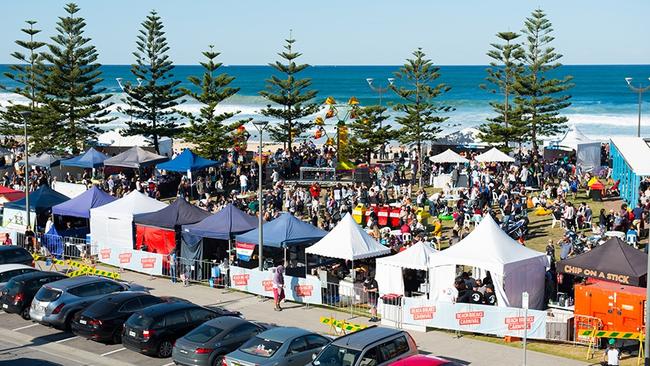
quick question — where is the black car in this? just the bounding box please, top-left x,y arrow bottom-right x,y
71,291 -> 173,344
0,246 -> 34,266
0,271 -> 67,319
122,302 -> 240,358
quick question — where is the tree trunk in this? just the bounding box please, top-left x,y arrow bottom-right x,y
287,119 -> 292,160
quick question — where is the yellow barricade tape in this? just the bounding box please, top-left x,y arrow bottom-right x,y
578,329 -> 643,340
320,316 -> 366,333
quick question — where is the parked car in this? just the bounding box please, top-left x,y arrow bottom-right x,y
223,327 -> 330,366
0,246 -> 34,266
122,301 -> 240,358
389,355 -> 455,366
311,326 -> 417,366
172,316 -> 269,366
71,291 -> 177,344
0,271 -> 67,319
0,264 -> 39,289
30,275 -> 145,330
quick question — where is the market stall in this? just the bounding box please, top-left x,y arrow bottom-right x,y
375,241 -> 437,297
51,185 -> 116,239
475,147 -> 515,163
0,186 -> 25,205
156,148 -> 218,174
428,215 -> 548,309
133,198 -> 210,256
60,147 -> 108,169
3,185 -> 69,231
429,149 -> 469,188
103,146 -> 169,169
550,124 -> 601,173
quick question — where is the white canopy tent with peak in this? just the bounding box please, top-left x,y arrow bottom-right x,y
375,241 -> 438,296
429,149 -> 469,164
475,147 -> 515,163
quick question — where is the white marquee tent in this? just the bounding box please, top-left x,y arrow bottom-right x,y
375,241 -> 437,296
428,215 -> 548,309
475,147 -> 515,163
552,124 -> 601,173
90,191 -> 167,252
306,214 -> 390,261
429,149 -> 469,164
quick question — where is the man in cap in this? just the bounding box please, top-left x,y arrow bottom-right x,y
602,338 -> 620,366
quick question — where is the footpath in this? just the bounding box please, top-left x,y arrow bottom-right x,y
100,267 -> 588,366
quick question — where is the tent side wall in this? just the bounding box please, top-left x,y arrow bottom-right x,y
503,256 -> 547,310
576,142 -> 601,174
611,142 -> 642,205
90,212 -> 134,252
135,225 -> 176,255
375,260 -> 405,295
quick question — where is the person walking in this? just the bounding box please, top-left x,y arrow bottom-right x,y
272,263 -> 285,311
169,251 -> 177,283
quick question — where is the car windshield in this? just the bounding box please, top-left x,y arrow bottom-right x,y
184,324 -> 223,343
35,287 -> 62,302
314,345 -> 361,366
240,336 -> 282,358
127,313 -> 153,328
4,280 -> 21,295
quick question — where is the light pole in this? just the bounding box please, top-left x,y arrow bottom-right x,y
365,77 -> 395,107
624,77 -> 650,137
116,77 -> 143,124
252,120 -> 269,272
18,111 -> 31,229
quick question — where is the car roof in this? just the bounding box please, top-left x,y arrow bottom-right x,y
12,271 -> 65,282
255,327 -> 311,342
330,326 -> 405,350
203,316 -> 249,329
140,301 -> 200,316
0,264 -> 33,272
99,291 -> 151,303
0,246 -> 28,253
45,275 -> 115,290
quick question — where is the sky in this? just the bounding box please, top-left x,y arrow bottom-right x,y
1,0 -> 648,66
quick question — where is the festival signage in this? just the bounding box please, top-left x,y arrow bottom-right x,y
560,264 -> 632,285
97,246 -> 163,276
229,266 -> 322,305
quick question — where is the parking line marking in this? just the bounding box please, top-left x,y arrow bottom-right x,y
100,347 -> 126,357
161,363 -> 175,366
55,336 -> 79,343
12,323 -> 39,331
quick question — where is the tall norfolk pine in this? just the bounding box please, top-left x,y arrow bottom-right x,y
260,36 -> 319,158
119,10 -> 183,154
180,46 -> 250,159
41,3 -> 114,153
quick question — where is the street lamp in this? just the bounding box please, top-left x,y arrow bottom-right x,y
18,110 -> 31,229
252,120 -> 269,272
624,77 -> 650,137
365,77 -> 395,107
116,77 -> 143,124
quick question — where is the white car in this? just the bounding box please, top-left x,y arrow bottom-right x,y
0,264 -> 38,290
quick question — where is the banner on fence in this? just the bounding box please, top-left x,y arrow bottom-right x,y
97,247 -> 163,276
387,297 -> 547,339
230,266 -> 322,305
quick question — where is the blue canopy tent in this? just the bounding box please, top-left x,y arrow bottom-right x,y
60,148 -> 108,169
52,186 -> 116,219
180,204 -> 257,264
156,148 -> 219,173
235,213 -> 327,268
3,185 -> 69,230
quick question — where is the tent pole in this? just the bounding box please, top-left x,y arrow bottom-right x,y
284,247 -> 287,266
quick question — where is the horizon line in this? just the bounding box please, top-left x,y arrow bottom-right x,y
0,63 -> 649,67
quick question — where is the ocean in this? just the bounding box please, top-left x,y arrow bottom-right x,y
0,64 -> 649,141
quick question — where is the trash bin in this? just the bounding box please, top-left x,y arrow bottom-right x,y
589,182 -> 605,201
389,207 -> 401,228
416,207 -> 430,222
377,206 -> 390,226
352,204 -> 366,225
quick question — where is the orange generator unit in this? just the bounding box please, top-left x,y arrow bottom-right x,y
574,281 -> 646,333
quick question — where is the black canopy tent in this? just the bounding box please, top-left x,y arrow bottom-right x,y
557,237 -> 647,287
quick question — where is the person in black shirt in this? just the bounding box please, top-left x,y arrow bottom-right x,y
363,275 -> 379,322
484,284 -> 497,306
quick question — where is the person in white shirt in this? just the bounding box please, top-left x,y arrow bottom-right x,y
239,174 -> 248,193
603,339 -> 620,366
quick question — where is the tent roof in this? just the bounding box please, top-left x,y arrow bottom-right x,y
4,185 -> 69,212
51,186 -> 116,219
556,124 -> 595,150
182,203 -> 258,240
20,153 -> 62,168
434,127 -> 486,147
306,214 -> 390,260
134,198 -> 210,229
428,215 -> 546,273
236,213 -> 327,248
475,147 -> 515,163
429,149 -> 469,164
90,190 -> 167,218
610,137 -> 650,176
557,237 -> 647,286
376,241 -> 437,270
104,146 -> 168,169
156,149 -> 218,172
60,148 -> 108,168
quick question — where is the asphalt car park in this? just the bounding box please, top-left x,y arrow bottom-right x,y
0,309 -> 174,366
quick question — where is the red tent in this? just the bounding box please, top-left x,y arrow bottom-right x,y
0,186 -> 25,204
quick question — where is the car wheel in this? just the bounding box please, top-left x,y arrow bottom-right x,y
65,310 -> 82,331
157,339 -> 173,358
111,329 -> 122,344
20,307 -> 30,320
212,356 -> 223,366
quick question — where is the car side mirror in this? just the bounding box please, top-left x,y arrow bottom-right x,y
312,353 -> 318,360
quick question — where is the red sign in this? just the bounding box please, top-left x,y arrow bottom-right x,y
100,248 -> 111,260
118,253 -> 132,264
232,274 -> 250,286
410,306 -> 437,320
294,285 -> 313,297
455,311 -> 485,325
505,316 -> 534,330
262,280 -> 273,292
141,257 -> 156,269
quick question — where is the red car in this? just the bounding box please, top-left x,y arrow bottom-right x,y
390,354 -> 454,365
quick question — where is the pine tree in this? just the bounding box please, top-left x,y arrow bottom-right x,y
119,10 -> 183,154
479,32 -> 526,151
259,35 -> 318,158
348,105 -> 396,164
0,20 -> 52,152
41,3 -> 114,153
391,48 -> 453,169
514,9 -> 573,154
179,46 -> 251,159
